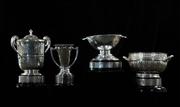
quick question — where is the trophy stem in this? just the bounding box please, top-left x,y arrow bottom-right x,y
99,49 -> 112,57
56,67 -> 73,86
90,48 -> 122,70
22,70 -> 42,75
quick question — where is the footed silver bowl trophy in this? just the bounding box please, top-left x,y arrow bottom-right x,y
11,29 -> 51,87
123,52 -> 174,92
83,34 -> 127,71
50,44 -> 78,86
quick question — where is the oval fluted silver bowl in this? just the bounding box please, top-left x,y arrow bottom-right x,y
123,52 -> 174,73
83,34 -> 127,50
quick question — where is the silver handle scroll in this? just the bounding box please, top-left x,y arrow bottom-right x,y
69,47 -> 79,68
164,55 -> 174,62
50,48 -> 60,67
43,36 -> 51,53
10,35 -> 21,56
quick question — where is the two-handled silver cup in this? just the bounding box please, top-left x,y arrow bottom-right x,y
11,29 -> 51,85
123,52 -> 174,92
50,44 -> 78,86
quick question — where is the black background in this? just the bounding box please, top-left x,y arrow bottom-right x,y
2,0 -> 180,106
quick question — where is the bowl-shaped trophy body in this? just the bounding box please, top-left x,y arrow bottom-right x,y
83,34 -> 126,71
123,52 -> 173,92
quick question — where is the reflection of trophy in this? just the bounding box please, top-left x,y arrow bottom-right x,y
11,29 -> 51,86
83,34 -> 127,70
50,44 -> 78,86
123,52 -> 174,92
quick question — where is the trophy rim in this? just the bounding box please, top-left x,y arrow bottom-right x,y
127,52 -> 168,61
86,34 -> 126,38
128,52 -> 167,56
17,39 -> 45,43
54,44 -> 74,47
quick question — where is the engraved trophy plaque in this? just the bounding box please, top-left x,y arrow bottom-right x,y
50,44 -> 78,86
11,29 -> 51,87
123,52 -> 174,92
83,34 -> 127,71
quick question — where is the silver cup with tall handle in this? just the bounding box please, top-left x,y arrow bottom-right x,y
50,44 -> 78,86
11,29 -> 51,86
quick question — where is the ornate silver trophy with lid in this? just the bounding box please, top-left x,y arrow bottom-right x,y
83,34 -> 127,70
11,29 -> 51,86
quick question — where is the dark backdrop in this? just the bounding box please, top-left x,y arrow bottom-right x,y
2,0 -> 180,106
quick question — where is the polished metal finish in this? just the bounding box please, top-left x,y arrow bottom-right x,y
11,29 -> 51,84
136,78 -> 162,86
50,44 -> 78,86
90,61 -> 121,70
123,52 -> 173,88
123,52 -> 174,73
83,34 -> 126,70
136,73 -> 161,86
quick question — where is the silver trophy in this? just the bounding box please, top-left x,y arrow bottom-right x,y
83,34 -> 127,70
50,44 -> 78,86
123,52 -> 174,92
11,29 -> 51,85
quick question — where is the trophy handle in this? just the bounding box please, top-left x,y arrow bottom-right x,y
50,47 -> 61,67
82,37 -> 87,40
164,55 -> 174,62
123,56 -> 129,61
43,36 -> 51,53
11,35 -> 21,56
69,47 -> 79,68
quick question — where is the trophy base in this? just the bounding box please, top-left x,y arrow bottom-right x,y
136,73 -> 167,93
90,60 -> 122,71
16,83 -> 46,88
55,73 -> 73,86
136,73 -> 162,86
18,75 -> 44,84
136,86 -> 167,93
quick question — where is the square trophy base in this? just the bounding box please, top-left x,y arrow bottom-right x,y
89,60 -> 122,71
16,75 -> 44,88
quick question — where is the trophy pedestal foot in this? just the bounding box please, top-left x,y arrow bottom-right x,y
55,71 -> 73,86
90,60 -> 122,71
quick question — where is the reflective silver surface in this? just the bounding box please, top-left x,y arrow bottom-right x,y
123,52 -> 173,88
50,44 -> 78,86
11,29 -> 51,83
83,34 -> 126,70
123,52 -> 174,73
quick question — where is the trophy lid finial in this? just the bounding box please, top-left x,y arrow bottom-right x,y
23,29 -> 38,40
29,29 -> 33,35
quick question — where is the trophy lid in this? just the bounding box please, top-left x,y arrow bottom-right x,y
19,29 -> 44,42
